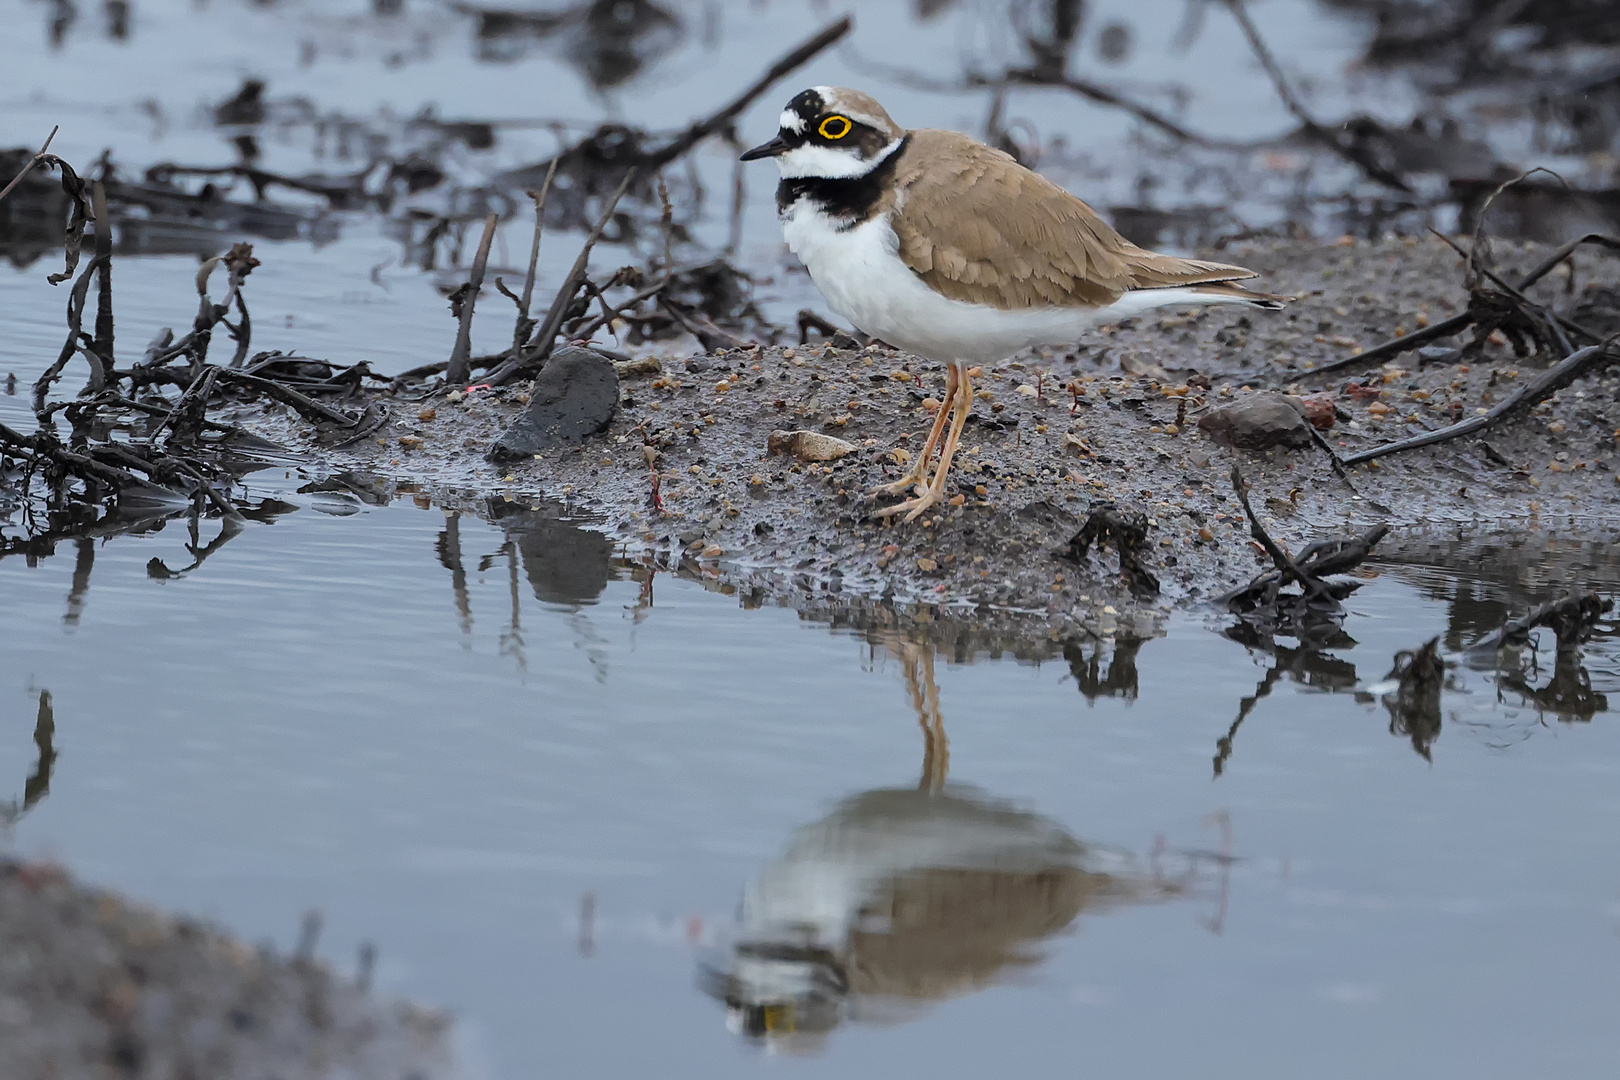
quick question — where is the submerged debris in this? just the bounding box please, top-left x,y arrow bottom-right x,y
1062,502 -> 1159,596
1221,466 -> 1389,636
1383,636 -> 1446,760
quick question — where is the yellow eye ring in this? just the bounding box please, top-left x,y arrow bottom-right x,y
818,115 -> 853,140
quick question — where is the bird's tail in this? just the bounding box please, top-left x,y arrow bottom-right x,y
1185,282 -> 1294,310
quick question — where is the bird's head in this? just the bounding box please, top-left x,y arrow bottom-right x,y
741,86 -> 905,179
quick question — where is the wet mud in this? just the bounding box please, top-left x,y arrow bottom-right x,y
276,235 -> 1620,643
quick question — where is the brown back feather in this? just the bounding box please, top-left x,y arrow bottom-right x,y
891,130 -> 1258,311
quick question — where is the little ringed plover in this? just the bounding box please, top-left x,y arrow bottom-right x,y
742,87 -> 1292,522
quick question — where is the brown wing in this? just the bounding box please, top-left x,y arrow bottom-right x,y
891,130 -> 1258,311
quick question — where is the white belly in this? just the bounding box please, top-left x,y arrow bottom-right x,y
781,201 -> 1235,363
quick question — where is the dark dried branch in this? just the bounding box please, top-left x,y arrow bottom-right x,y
658,296 -> 746,352
447,211 -> 500,386
34,252 -> 110,409
639,17 -> 852,171
996,70 -> 1221,147
1304,232 -> 1620,380
212,369 -> 363,428
513,163 -> 559,351
487,168 -> 637,387
0,125 -> 58,203
1340,339 -> 1618,466
1467,593 -> 1612,655
90,180 -> 115,367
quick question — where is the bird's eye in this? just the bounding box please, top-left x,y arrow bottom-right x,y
818,115 -> 853,140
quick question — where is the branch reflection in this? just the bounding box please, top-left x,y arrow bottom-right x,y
2,690 -> 57,830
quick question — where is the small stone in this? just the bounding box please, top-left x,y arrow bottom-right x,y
922,397 -> 942,414
916,557 -> 937,572
397,436 -> 423,450
417,407 -> 437,421
1198,527 -> 1214,542
1298,392 -> 1337,430
767,429 -> 857,462
948,494 -> 965,506
1016,383 -> 1038,396
488,346 -> 619,461
1547,420 -> 1567,435
1196,393 -> 1313,450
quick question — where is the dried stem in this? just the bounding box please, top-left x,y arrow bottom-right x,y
0,125 -> 59,203
447,211 -> 500,387
488,168 -> 637,387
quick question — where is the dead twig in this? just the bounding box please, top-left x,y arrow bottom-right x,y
446,211 -> 500,386
1339,339 -> 1619,466
1303,232 -> 1620,379
658,296 -> 746,352
1061,502 -> 1160,595
1466,592 -> 1612,655
212,369 -> 362,428
90,180 -> 114,368
511,162 -> 558,352
487,168 -> 637,387
997,71 -> 1221,147
34,252 -> 110,410
0,125 -> 59,203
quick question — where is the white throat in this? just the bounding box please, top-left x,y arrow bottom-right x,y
774,137 -> 903,180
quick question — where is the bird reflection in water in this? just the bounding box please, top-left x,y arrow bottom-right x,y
703,640 -> 1196,1052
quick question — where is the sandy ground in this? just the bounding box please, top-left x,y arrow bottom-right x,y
261,235 -> 1620,643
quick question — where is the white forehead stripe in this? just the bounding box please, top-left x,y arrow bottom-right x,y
811,87 -> 890,133
779,109 -> 805,134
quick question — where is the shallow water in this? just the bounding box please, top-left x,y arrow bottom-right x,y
4,479 -> 1620,1078
5,3 -> 1620,1077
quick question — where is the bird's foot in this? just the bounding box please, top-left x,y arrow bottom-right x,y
870,486 -> 944,523
870,470 -> 928,498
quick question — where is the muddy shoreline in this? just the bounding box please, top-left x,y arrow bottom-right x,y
0,858 -> 455,1080
238,236 -> 1620,643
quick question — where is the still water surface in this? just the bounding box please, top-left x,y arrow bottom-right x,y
3,477 -> 1619,1078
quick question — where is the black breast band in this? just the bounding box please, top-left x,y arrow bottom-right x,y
776,135 -> 910,231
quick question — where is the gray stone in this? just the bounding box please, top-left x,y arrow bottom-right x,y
488,347 -> 618,461
1196,393 -> 1313,451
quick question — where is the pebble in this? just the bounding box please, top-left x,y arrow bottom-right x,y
1196,393 -> 1314,450
766,429 -> 857,461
